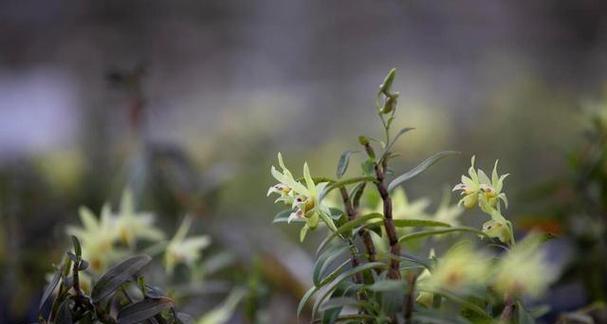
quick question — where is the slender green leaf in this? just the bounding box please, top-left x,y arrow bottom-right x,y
298,286 -> 319,318
318,259 -> 352,287
366,280 -> 406,292
92,255 -> 152,302
39,264 -> 63,310
117,297 -> 174,324
321,306 -> 342,324
393,219 -> 451,228
315,213 -> 383,256
319,297 -> 359,312
384,127 -> 415,154
434,289 -> 493,321
387,151 -> 459,192
312,262 -> 387,317
398,227 -> 490,244
313,246 -> 349,287
322,177 -> 376,200
71,235 -> 82,258
336,151 -> 357,179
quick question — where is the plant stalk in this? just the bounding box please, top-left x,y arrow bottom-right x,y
362,142 -> 401,279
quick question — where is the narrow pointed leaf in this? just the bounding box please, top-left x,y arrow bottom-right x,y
384,127 -> 415,154
92,255 -> 152,302
312,262 -> 387,317
336,151 -> 357,178
392,219 -> 451,228
117,297 -> 174,324
297,286 -> 318,318
39,265 -> 62,310
71,235 -> 82,258
388,151 -> 459,192
398,227 -> 489,244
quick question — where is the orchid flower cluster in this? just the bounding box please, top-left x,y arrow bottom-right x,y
49,189 -> 245,324
66,189 -> 210,275
268,69 -> 558,323
453,156 -> 515,246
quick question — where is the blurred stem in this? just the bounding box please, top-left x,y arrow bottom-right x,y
403,272 -> 417,323
499,297 -> 515,323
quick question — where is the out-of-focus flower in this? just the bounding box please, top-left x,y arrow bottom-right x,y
453,156 -> 508,211
268,153 -> 334,241
492,233 -> 557,298
432,189 -> 464,226
113,189 -> 164,248
197,288 -> 246,324
165,216 -> 211,275
418,242 -> 490,294
66,205 -> 121,272
384,188 -> 431,220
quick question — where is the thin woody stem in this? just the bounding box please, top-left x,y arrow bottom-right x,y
362,142 -> 401,280
339,187 -> 363,284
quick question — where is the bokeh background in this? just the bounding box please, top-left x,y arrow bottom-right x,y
1,1 -> 607,323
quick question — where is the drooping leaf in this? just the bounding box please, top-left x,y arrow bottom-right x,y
398,227 -> 490,244
92,255 -> 152,302
336,150 -> 357,179
117,297 -> 174,324
387,151 -> 459,192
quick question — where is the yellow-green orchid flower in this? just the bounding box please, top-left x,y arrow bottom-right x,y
113,189 -> 165,248
268,153 -> 335,241
432,189 -> 464,226
164,216 -> 211,275
66,205 -> 122,272
480,200 -> 514,246
418,242 -> 490,294
453,156 -> 509,211
390,188 -> 431,220
492,233 -> 556,298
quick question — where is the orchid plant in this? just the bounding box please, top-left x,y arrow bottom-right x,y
268,69 -> 557,323
39,189 -> 244,324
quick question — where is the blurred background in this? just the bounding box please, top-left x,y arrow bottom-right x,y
1,0 -> 607,323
